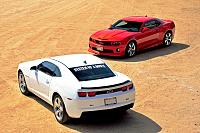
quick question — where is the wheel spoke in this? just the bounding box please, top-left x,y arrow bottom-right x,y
19,75 -> 21,81
20,84 -> 24,91
59,105 -> 63,112
129,50 -> 132,56
131,43 -> 134,48
55,98 -> 60,108
55,109 -> 59,116
167,40 -> 170,45
132,46 -> 135,51
166,33 -> 171,37
60,112 -> 63,117
57,99 -> 61,107
54,101 -> 59,107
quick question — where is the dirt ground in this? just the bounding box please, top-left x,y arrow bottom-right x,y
0,0 -> 200,132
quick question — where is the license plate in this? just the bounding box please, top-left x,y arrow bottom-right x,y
104,97 -> 117,105
96,46 -> 103,51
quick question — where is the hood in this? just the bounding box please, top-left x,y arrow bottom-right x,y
91,29 -> 138,41
79,72 -> 131,89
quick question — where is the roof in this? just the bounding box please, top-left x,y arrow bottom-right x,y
50,54 -> 104,68
121,16 -> 154,22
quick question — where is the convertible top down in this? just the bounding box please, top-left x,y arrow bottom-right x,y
18,54 -> 135,123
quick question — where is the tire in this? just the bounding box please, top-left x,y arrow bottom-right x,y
163,31 -> 172,46
53,95 -> 70,124
18,71 -> 30,95
125,41 -> 137,57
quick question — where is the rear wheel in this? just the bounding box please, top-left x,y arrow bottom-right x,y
18,71 -> 30,95
163,32 -> 172,46
53,95 -> 70,124
125,41 -> 137,57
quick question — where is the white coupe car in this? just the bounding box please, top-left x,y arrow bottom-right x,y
18,54 -> 135,123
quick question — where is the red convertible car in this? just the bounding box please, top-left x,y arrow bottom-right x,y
88,16 -> 175,57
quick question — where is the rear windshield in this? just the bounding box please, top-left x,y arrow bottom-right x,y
69,64 -> 115,81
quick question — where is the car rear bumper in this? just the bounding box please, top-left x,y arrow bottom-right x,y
64,90 -> 135,118
81,103 -> 134,116
88,41 -> 126,57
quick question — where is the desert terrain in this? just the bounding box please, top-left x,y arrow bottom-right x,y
0,0 -> 200,132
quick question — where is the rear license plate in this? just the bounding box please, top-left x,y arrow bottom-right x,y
104,97 -> 117,105
96,46 -> 103,51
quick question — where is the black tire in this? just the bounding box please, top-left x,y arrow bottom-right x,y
53,95 -> 70,124
163,31 -> 172,46
125,41 -> 137,57
18,71 -> 30,95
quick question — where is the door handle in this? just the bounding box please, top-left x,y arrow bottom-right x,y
46,79 -> 49,84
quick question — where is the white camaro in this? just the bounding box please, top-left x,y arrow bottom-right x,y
18,54 -> 135,123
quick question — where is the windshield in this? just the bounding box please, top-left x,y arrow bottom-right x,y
69,64 -> 115,81
110,20 -> 142,32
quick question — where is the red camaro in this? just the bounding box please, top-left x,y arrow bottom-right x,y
88,16 -> 175,57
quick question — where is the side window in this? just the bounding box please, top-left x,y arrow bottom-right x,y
37,61 -> 61,77
155,19 -> 161,27
37,63 -> 51,75
144,20 -> 157,29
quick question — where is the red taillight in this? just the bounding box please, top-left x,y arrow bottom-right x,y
121,86 -> 128,91
78,91 -> 96,97
88,92 -> 96,97
121,83 -> 133,91
78,92 -> 87,97
127,83 -> 133,90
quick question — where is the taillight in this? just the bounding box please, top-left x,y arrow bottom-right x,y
78,92 -> 87,97
127,83 -> 133,90
121,86 -> 128,91
171,22 -> 175,28
78,91 -> 96,97
121,83 -> 133,91
88,92 -> 96,97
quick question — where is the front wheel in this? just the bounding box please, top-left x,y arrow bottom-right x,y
163,32 -> 172,46
53,95 -> 70,124
18,71 -> 30,95
125,41 -> 137,57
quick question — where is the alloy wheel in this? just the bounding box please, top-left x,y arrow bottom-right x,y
54,97 -> 64,121
18,73 -> 27,93
127,42 -> 136,57
164,32 -> 172,46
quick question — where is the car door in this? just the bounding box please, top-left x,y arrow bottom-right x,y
37,62 -> 53,98
139,20 -> 160,48
37,61 -> 62,99
153,19 -> 163,44
28,67 -> 40,92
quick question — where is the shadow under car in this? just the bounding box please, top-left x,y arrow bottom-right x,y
28,94 -> 162,133
97,43 -> 190,62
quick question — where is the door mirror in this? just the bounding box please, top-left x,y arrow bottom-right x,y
30,66 -> 37,71
109,24 -> 113,29
141,27 -> 149,32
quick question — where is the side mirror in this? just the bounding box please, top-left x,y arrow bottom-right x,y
141,27 -> 149,32
30,66 -> 37,71
109,24 -> 113,29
